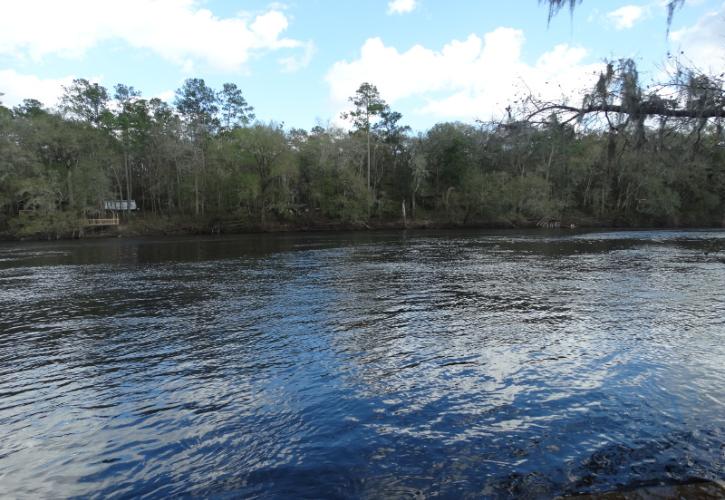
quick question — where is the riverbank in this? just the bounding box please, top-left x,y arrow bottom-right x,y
1,212 -> 723,242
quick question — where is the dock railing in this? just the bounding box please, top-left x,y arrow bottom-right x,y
85,215 -> 120,227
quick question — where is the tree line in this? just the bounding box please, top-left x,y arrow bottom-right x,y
0,59 -> 723,239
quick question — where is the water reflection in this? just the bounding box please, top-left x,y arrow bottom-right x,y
0,229 -> 723,498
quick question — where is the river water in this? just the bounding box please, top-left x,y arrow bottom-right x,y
0,230 -> 723,498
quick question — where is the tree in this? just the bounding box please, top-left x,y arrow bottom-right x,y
145,98 -> 187,213
424,122 -> 477,204
113,83 -> 140,103
60,79 -> 111,127
410,145 -> 429,218
14,99 -> 46,118
235,123 -> 294,223
527,59 -> 724,132
174,78 -> 219,137
112,85 -> 153,211
375,109 -> 410,145
341,83 -> 387,192
218,83 -> 255,130
541,0 -> 684,33
174,78 -> 219,215
2,71 -> 725,237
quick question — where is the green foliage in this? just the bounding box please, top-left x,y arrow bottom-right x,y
174,78 -> 219,135
0,70 -> 724,238
341,83 -> 387,133
60,79 -> 112,127
424,122 -> 477,201
218,83 -> 255,130
10,212 -> 83,239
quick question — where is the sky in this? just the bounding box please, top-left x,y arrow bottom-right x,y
0,0 -> 723,131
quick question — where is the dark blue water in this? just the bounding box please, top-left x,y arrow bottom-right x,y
0,230 -> 723,498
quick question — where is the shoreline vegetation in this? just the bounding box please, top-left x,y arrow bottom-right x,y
1,213 -> 722,242
1,59 -> 724,242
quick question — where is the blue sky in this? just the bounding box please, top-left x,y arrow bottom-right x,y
1,0 -> 723,130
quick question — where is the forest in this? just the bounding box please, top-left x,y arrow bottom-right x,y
0,56 -> 724,239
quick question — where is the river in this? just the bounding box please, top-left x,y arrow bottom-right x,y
0,229 -> 723,498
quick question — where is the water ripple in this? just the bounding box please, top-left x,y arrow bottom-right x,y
0,230 -> 723,498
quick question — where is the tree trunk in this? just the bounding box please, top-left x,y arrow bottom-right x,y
67,161 -> 76,210
200,147 -> 206,216
124,150 -> 131,217
194,170 -> 199,216
367,129 -> 371,191
175,161 -> 182,213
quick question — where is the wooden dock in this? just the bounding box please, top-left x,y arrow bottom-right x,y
85,216 -> 119,227
537,216 -> 561,229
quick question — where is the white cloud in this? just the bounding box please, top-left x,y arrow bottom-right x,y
0,70 -> 75,108
279,41 -> 316,73
670,3 -> 725,73
387,0 -> 418,15
606,5 -> 647,30
326,28 -> 604,122
0,0 -> 310,72
154,90 -> 176,103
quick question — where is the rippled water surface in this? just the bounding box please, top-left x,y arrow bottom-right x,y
1,229 -> 724,498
